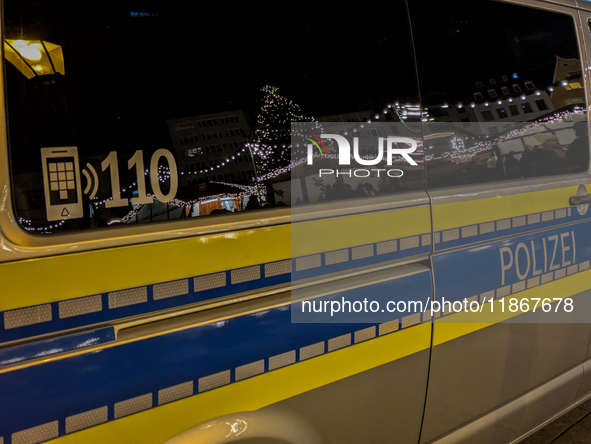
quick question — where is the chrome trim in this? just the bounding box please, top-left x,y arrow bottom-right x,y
0,190 -> 428,263
430,173 -> 591,206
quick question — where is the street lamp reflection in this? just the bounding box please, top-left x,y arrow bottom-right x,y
4,39 -> 65,78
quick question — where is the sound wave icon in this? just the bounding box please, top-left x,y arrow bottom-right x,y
82,163 -> 99,199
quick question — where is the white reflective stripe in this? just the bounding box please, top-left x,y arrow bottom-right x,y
231,266 -> 261,284
555,269 -> 566,279
377,240 -> 398,255
527,276 -> 540,288
194,272 -> 226,292
108,287 -> 147,309
527,214 -> 541,225
300,342 -> 325,361
235,360 -> 265,381
400,236 -> 420,250
512,216 -> 526,227
379,319 -> 400,336
497,219 -> 511,230
158,381 -> 193,405
352,245 -> 374,259
461,226 -> 478,238
325,249 -> 349,265
12,421 -> 58,444
496,286 -> 511,299
153,280 -> 189,300
199,370 -> 231,393
268,350 -> 296,370
480,221 -> 495,234
354,326 -> 376,343
402,313 -> 420,328
59,295 -> 102,319
65,406 -> 108,434
512,281 -> 526,293
442,229 -> 459,242
541,272 -> 554,284
264,260 -> 292,277
328,334 -> 351,351
295,255 -> 321,271
4,305 -> 52,330
114,393 -> 152,419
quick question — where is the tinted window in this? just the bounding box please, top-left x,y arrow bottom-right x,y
409,0 -> 588,188
4,1 -> 422,233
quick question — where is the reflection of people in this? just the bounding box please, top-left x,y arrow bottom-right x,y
464,160 -> 480,183
245,196 -> 261,210
89,203 -> 98,228
534,133 -> 565,176
520,145 -> 536,177
388,177 -> 404,192
377,178 -> 389,194
503,152 -> 521,179
356,183 -> 369,197
378,177 -> 403,194
324,184 -> 333,201
331,177 -> 355,200
486,153 -> 497,169
566,125 -> 589,171
535,133 -> 565,158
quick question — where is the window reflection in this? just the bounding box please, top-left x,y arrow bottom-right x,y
423,121 -> 589,189
409,0 -> 588,187
5,0 -> 423,233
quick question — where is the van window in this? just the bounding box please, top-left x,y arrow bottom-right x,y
4,1 -> 422,233
409,0 -> 588,188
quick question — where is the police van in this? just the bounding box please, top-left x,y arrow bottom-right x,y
1,0 -> 591,443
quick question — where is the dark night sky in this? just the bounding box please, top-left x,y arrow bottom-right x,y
409,1 -> 580,105
5,0 -> 419,112
4,0 -> 581,163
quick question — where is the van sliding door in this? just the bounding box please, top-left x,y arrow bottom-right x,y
409,0 -> 591,442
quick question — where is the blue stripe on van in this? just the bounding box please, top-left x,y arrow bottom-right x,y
0,236 -> 430,345
433,218 -> 591,305
0,327 -> 115,366
0,271 -> 431,442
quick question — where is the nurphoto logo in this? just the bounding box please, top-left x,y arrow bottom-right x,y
306,133 -> 418,178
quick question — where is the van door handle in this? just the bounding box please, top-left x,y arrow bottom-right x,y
569,195 -> 591,206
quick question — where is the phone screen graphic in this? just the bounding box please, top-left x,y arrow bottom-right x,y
41,147 -> 83,221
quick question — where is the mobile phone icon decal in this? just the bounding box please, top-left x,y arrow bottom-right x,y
41,147 -> 83,221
